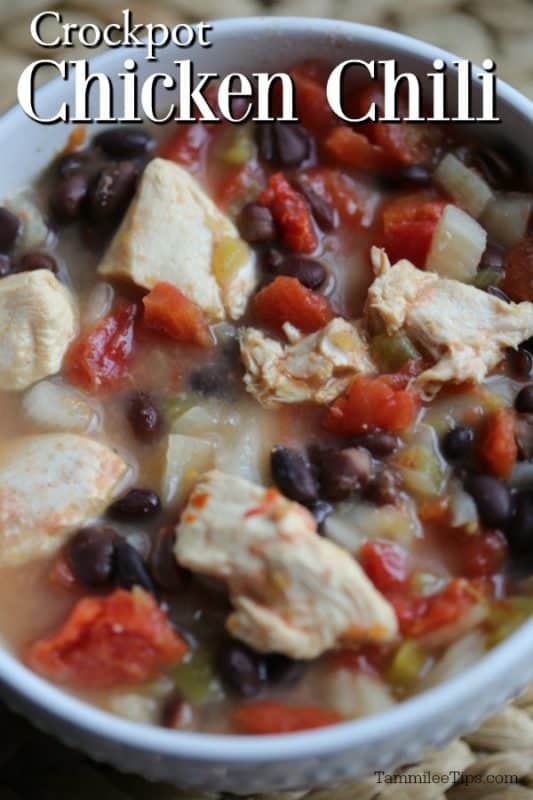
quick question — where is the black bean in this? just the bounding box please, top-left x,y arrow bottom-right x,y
265,654 -> 307,687
108,488 -> 161,521
376,164 -> 432,191
257,122 -> 276,162
364,468 -> 401,506
114,538 -> 157,595
521,337 -> 533,355
464,474 -> 512,529
270,446 -> 319,506
308,499 -> 333,527
50,172 -> 89,223
127,391 -> 164,443
506,348 -> 533,380
150,527 -> 183,592
441,426 -> 475,462
515,413 -> 533,461
480,242 -> 505,271
274,123 -> 312,167
320,447 -> 373,501
262,247 -> 285,273
515,385 -> 533,414
55,152 -> 90,178
238,202 -> 276,244
89,161 -> 137,222
94,128 -> 155,159
0,208 -> 20,253
0,254 -> 11,277
470,145 -> 519,189
67,526 -> 117,588
256,121 -> 312,168
487,286 -> 511,303
216,641 -> 267,698
161,693 -> 192,729
351,431 -> 399,457
188,362 -> 237,400
276,256 -> 327,289
507,492 -> 533,557
17,252 -> 58,274
292,176 -> 337,231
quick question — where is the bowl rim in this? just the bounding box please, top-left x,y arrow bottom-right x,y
1,13 -> 532,764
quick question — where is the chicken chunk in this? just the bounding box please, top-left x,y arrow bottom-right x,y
367,247 -> 533,398
0,270 -> 77,391
175,470 -> 398,659
0,434 -> 128,566
98,158 -> 256,321
240,318 -> 374,408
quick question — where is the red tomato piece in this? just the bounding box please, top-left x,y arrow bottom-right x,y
254,275 -> 334,335
301,168 -> 361,224
477,407 -> 517,480
143,282 -> 212,348
158,123 -> 211,171
360,541 -> 410,594
323,375 -> 419,436
502,236 -> 533,302
64,302 -> 138,393
28,589 -> 187,688
462,530 -> 508,579
382,194 -> 447,267
259,173 -> 318,253
233,701 -> 342,734
286,62 -> 337,133
402,579 -> 478,638
351,82 -> 442,165
215,160 -> 266,214
324,126 -> 396,174
328,644 -> 392,676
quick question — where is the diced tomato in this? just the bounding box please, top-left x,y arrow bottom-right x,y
301,168 -> 361,224
351,82 -> 443,165
233,701 -> 342,735
64,302 -> 138,393
502,236 -> 533,302
158,123 -> 211,171
259,173 -> 318,253
382,194 -> 447,267
254,276 -> 333,335
399,579 -> 478,638
285,62 -> 337,133
324,126 -> 396,174
215,159 -> 266,214
323,374 -> 419,436
462,530 -> 508,578
477,407 -> 517,479
28,589 -> 187,688
360,541 -> 410,594
328,644 -> 392,676
143,282 -> 212,348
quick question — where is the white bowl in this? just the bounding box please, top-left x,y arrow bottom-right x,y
0,16 -> 532,795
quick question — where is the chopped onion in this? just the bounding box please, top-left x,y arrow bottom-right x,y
83,282 -> 114,326
325,670 -> 395,718
162,434 -> 214,507
23,380 -> 98,433
420,631 -> 486,689
481,192 -> 532,249
434,153 -> 493,219
324,498 -> 421,552
448,479 -> 479,531
425,204 -> 486,282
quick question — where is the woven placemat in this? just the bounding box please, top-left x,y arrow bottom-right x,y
0,0 -> 532,797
